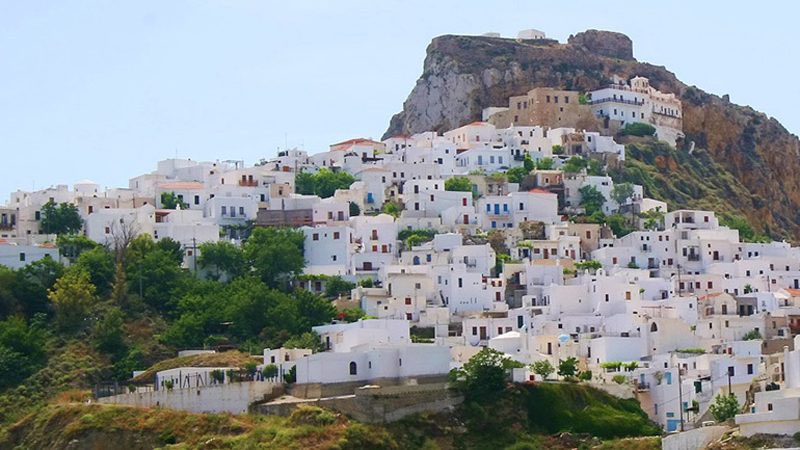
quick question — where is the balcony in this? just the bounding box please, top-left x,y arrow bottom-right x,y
588,97 -> 645,107
636,382 -> 650,392
687,254 -> 701,262
238,180 -> 259,187
0,223 -> 14,230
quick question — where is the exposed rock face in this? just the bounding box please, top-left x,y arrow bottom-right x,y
567,30 -> 634,60
385,31 -> 800,240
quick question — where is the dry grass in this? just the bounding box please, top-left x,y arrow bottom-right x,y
132,351 -> 259,382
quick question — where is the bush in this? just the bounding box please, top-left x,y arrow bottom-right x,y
283,365 -> 296,384
709,394 -> 739,422
612,374 -> 628,385
289,405 -> 337,426
262,364 -> 278,379
578,370 -> 592,381
445,176 -> 473,192
620,123 -> 656,137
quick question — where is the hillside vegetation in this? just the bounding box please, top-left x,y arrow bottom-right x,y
1,383 -> 661,450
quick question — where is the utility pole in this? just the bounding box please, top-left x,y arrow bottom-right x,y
677,362 -> 685,432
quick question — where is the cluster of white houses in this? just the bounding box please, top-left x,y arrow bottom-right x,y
5,76 -> 800,436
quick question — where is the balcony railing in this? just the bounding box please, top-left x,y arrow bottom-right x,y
238,180 -> 259,187
687,254 -> 701,262
589,97 -> 645,106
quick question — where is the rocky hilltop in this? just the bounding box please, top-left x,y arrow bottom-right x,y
385,30 -> 800,240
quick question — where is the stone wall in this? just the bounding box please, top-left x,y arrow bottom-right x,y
97,381 -> 281,414
661,425 -> 729,450
259,382 -> 463,423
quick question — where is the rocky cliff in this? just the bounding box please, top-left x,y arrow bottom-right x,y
384,30 -> 800,240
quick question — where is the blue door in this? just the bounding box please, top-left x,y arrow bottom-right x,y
367,192 -> 374,204
666,419 -> 680,432
494,204 -> 500,215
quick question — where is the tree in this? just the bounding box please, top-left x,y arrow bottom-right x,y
0,316 -> 47,389
557,356 -> 579,379
283,331 -> 324,353
295,172 -> 315,195
349,202 -> 361,217
313,169 -> 356,198
381,200 -> 403,218
445,176 -> 473,192
579,185 -> 606,216
156,237 -> 184,265
536,157 -> 555,170
574,260 -> 602,273
450,348 -> 523,399
160,191 -> 189,210
93,307 -> 127,358
742,329 -> 762,340
336,307 -> 366,323
48,268 -> 98,332
244,227 -> 305,290
587,159 -> 606,176
198,241 -> 245,281
531,360 -> 555,380
611,183 -> 635,209
73,246 -> 115,297
325,276 -> 355,299
295,169 -> 355,198
640,209 -> 665,231
562,156 -> 587,174
57,234 -> 99,261
126,235 -> 188,313
294,289 -> 336,329
709,394 -> 739,422
13,256 -> 65,318
523,154 -> 535,171
506,166 -> 530,184
40,200 -> 83,235
606,213 -> 633,237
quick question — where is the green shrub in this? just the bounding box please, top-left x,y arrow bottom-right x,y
262,364 -> 278,379
289,405 -> 337,426
612,374 -> 628,385
620,123 -> 656,137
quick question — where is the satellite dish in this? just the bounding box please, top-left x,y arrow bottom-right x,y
558,334 -> 569,344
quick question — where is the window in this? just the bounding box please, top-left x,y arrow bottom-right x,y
19,253 -> 25,262
747,364 -> 754,375
312,233 -> 319,241
194,195 -> 200,205
349,361 -> 357,375
415,283 -> 421,289
239,207 -> 245,216
34,211 -> 40,221
405,297 -> 412,305
458,278 -> 463,288
333,232 -> 340,240
472,326 -> 477,335
221,206 -> 227,216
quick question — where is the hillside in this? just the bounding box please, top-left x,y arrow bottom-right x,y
0,383 -> 661,450
384,30 -> 800,241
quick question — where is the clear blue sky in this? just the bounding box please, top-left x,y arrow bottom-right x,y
2,1 -> 798,200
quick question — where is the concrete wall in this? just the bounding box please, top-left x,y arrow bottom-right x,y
288,375 -> 449,399
661,425 -> 729,450
97,381 -> 280,414
259,382 -> 462,423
